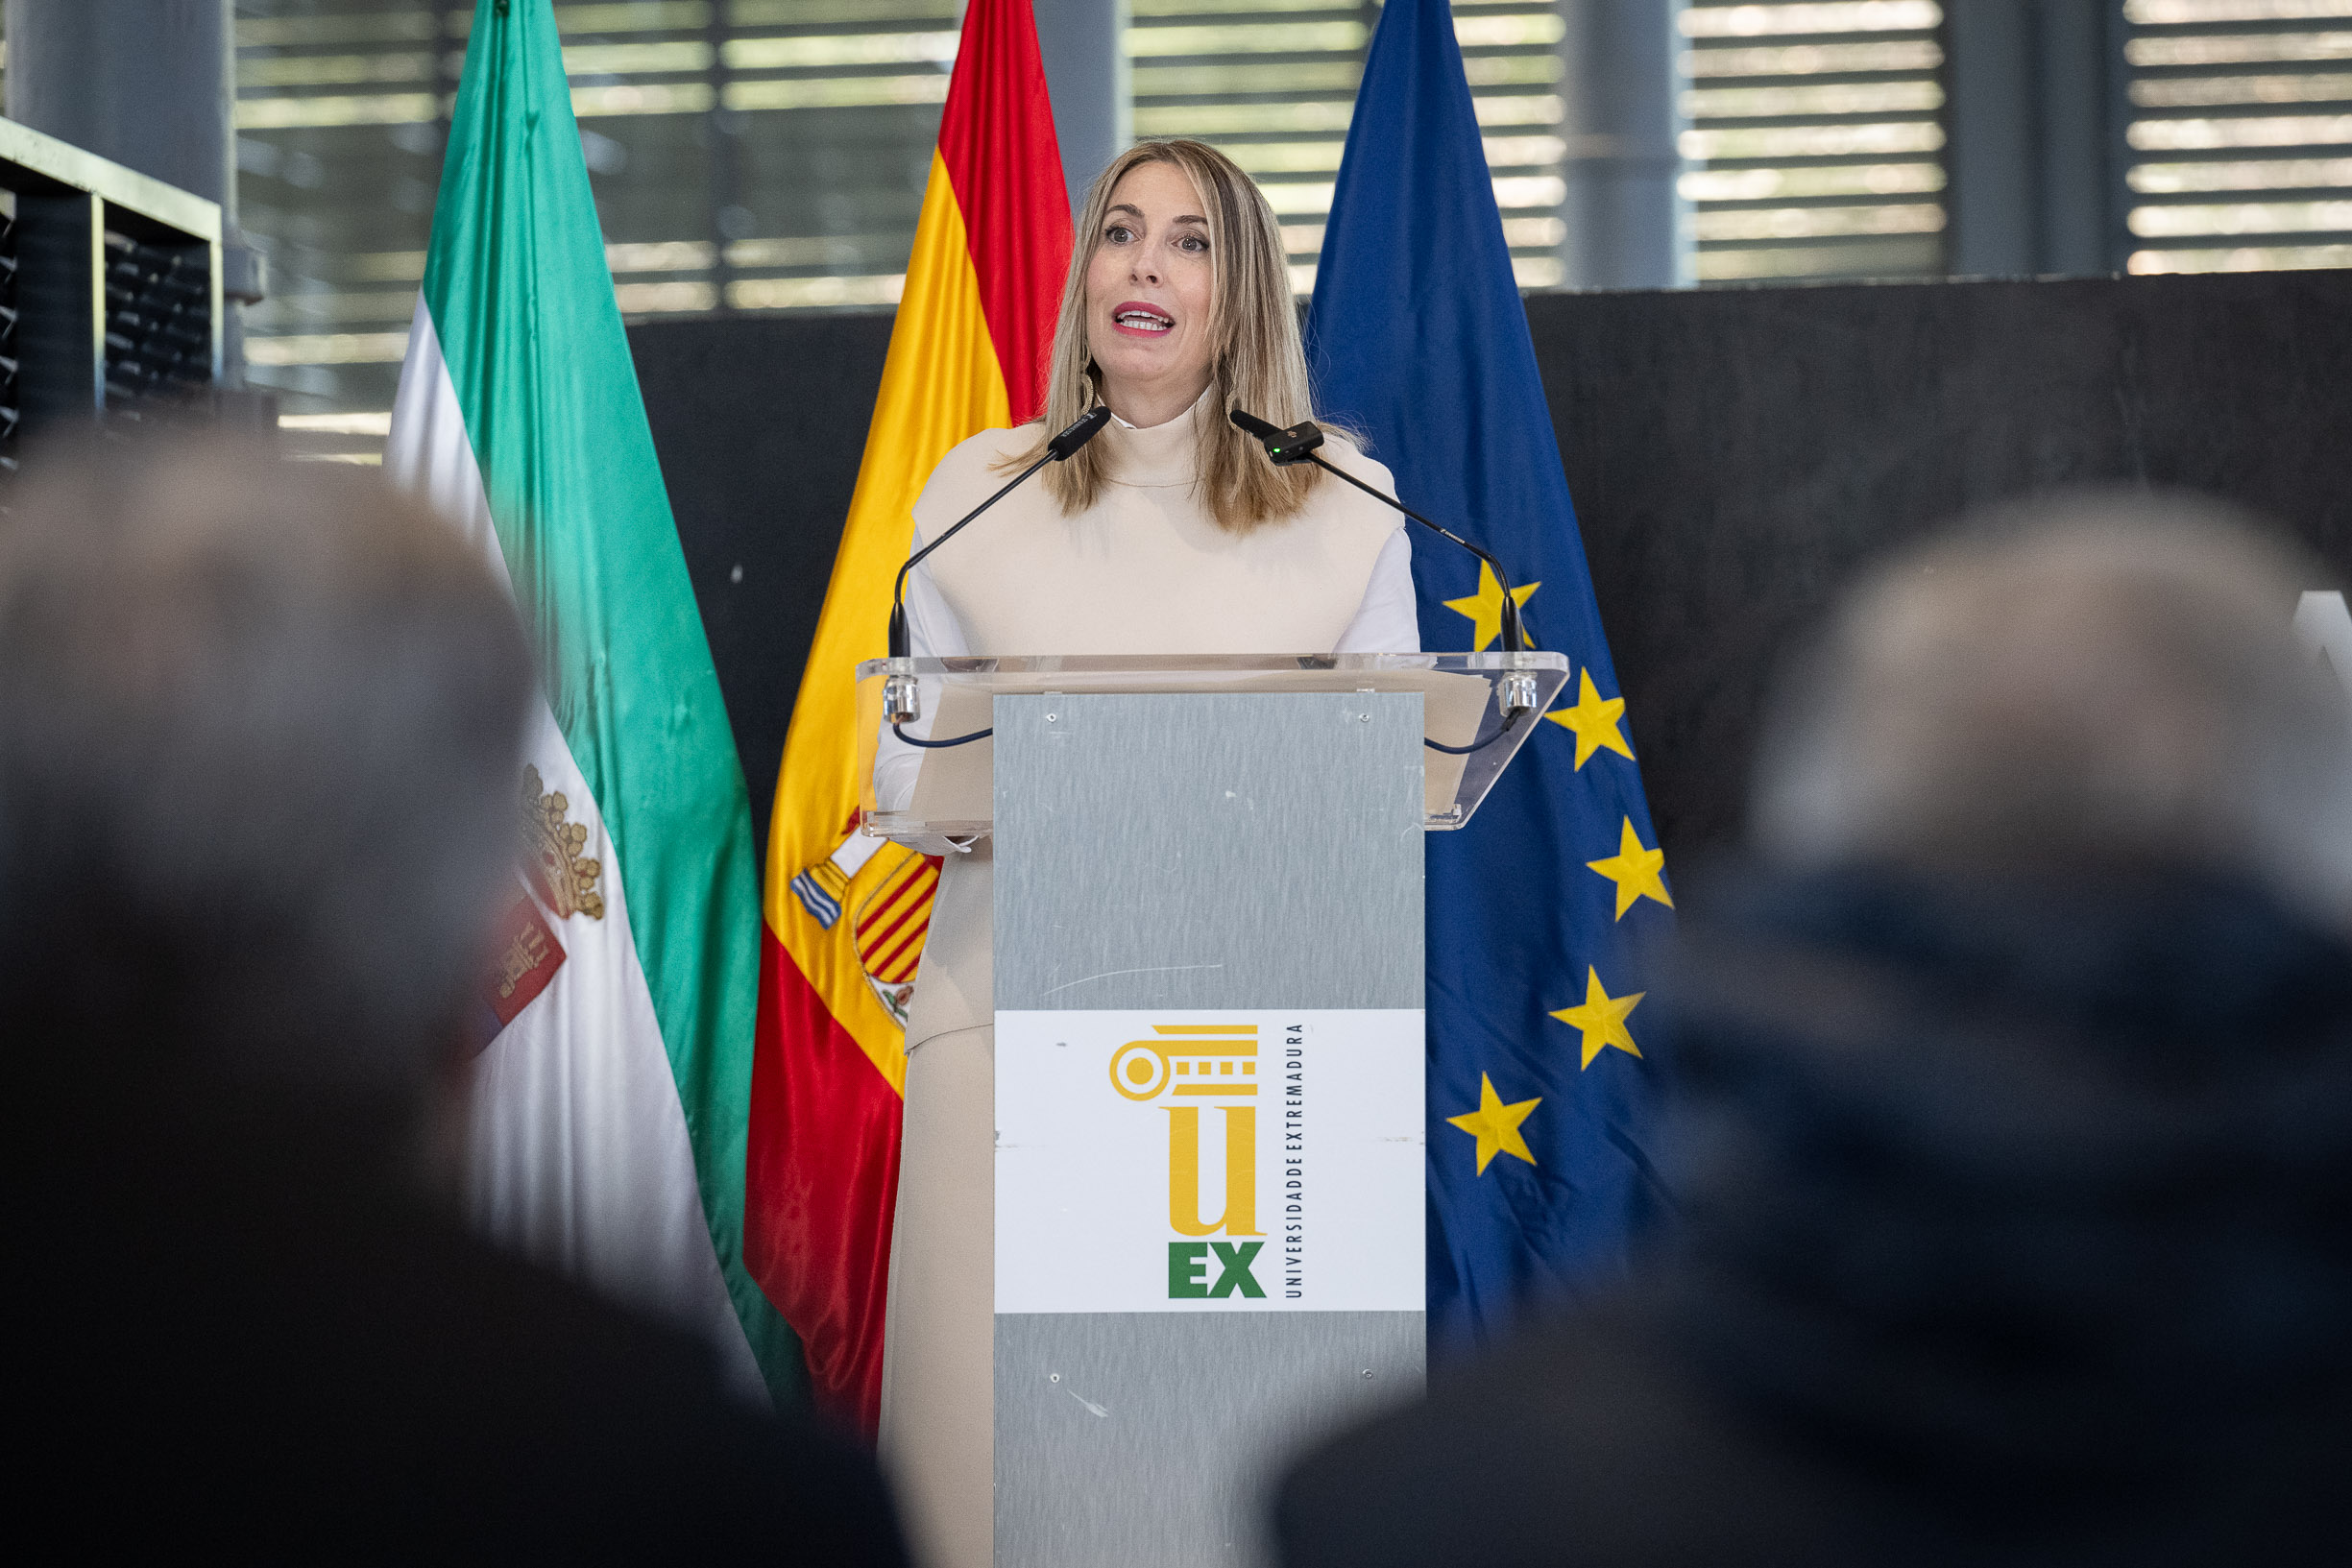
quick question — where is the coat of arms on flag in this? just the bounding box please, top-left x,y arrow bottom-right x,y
522,763 -> 605,920
789,817 -> 939,1028
850,845 -> 938,1027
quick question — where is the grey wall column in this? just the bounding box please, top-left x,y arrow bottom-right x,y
1033,0 -> 1131,219
4,0 -> 264,384
1557,0 -> 1691,289
708,3 -> 740,310
1944,0 -> 2132,277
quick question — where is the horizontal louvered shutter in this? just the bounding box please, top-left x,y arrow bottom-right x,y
2122,0 -> 2352,274
1680,0 -> 1950,282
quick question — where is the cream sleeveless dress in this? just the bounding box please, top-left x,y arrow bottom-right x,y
874,396 -> 1412,1568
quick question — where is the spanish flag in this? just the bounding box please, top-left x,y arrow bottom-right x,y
744,0 -> 1072,1435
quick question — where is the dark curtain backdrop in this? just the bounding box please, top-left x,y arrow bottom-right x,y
631,271 -> 2352,870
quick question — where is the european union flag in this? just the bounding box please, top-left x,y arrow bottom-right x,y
1306,0 -> 1674,1355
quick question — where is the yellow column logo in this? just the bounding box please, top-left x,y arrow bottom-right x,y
1110,1025 -> 1267,1296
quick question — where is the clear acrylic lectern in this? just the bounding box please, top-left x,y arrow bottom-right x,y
857,652 -> 1569,836
856,652 -> 1568,1568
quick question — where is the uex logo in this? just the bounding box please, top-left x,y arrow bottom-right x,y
1111,1024 -> 1266,1299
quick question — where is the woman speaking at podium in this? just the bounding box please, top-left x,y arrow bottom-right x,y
875,138 -> 1416,1567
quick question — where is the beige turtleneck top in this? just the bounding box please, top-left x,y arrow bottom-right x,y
878,398 -> 1418,844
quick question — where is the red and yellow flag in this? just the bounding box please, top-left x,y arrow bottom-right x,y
744,0 -> 1072,1436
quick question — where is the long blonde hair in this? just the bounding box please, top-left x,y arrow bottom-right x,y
1006,139 -> 1328,534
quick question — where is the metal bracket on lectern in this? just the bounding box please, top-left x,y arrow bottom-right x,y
882,671 -> 920,724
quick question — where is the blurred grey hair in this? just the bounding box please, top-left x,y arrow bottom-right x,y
0,436 -> 532,1150
1751,490 -> 2352,918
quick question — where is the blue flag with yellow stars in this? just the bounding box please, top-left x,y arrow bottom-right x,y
1306,0 -> 1674,1356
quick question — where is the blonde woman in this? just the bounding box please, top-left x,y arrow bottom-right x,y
875,139 -> 1417,1568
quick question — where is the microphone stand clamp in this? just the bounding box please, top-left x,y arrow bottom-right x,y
882,668 -> 920,725
1497,669 -> 1539,723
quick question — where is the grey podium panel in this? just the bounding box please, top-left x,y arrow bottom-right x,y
993,692 -> 1425,1013
994,692 -> 1427,1568
995,1313 -> 1422,1568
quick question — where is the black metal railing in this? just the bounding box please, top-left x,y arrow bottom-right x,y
103,229 -> 213,422
0,205 -> 21,476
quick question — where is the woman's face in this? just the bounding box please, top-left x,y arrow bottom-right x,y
1083,159 -> 1216,421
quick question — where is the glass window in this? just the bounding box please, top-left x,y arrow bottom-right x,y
2122,0 -> 2352,275
1679,0 -> 1950,283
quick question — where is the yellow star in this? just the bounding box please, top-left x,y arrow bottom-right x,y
1445,1073 -> 1541,1175
1587,817 -> 1673,920
1443,562 -> 1540,652
1545,667 -> 1633,769
1549,967 -> 1645,1070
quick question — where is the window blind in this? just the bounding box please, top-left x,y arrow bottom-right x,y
1679,0 -> 1949,282
2122,0 -> 2352,274
1128,0 -> 1572,291
236,0 -> 960,457
231,1 -> 1596,457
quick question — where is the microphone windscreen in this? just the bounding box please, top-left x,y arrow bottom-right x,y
1047,405 -> 1113,460
1228,407 -> 1282,440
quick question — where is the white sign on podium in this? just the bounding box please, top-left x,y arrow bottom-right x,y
994,1009 -> 1425,1317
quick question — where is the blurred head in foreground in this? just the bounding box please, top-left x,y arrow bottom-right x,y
1276,492 -> 2352,1568
0,437 -> 529,1187
1752,490 -> 2352,916
3,437 -> 910,1561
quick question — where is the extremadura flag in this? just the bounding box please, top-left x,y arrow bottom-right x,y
386,0 -> 791,1402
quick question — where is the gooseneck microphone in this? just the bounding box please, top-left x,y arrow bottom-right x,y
1229,407 -> 1539,750
882,404 -> 1113,740
1229,408 -> 1528,655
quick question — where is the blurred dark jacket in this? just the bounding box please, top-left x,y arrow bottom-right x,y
1275,867 -> 2352,1567
22,1121 -> 909,1563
